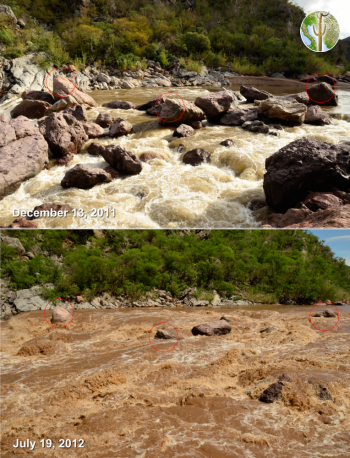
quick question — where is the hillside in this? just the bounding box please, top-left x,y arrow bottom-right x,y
0,0 -> 348,76
1,229 -> 350,305
340,36 -> 350,62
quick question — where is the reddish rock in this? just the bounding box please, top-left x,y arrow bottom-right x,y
218,107 -> 258,126
51,305 -> 73,324
274,205 -> 350,228
102,100 -> 135,110
240,85 -> 272,102
157,98 -> 205,126
61,164 -> 112,189
183,148 -> 211,166
304,105 -> 332,126
191,121 -> 203,129
10,116 -> 40,139
76,296 -> 83,303
63,105 -> 88,122
100,145 -> 142,175
192,320 -> 231,336
83,122 -> 105,139
173,124 -> 194,138
278,373 -> 292,383
95,112 -> 114,127
104,166 -> 125,179
263,138 -> 350,212
220,139 -> 234,147
194,91 -> 234,118
21,90 -> 55,105
307,82 -> 338,106
109,118 -> 133,137
26,203 -> 72,220
39,112 -> 88,164
0,120 -> 16,147
53,75 -> 97,107
140,153 -> 164,162
302,192 -> 342,211
10,100 -> 52,119
86,142 -> 104,156
259,381 -> 283,403
0,114 -> 10,123
2,218 -> 38,228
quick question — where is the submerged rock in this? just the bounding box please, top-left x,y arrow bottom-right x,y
259,381 -> 283,403
192,320 -> 231,336
83,122 -> 105,139
263,138 -> 350,212
183,148 -> 211,166
154,329 -> 178,340
140,152 -> 164,162
102,100 -> 135,110
61,164 -> 112,189
220,139 -> 235,147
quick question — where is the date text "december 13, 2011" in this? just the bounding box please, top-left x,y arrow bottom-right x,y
13,208 -> 116,218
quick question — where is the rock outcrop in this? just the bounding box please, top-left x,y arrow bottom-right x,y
263,138 -> 350,212
191,320 -> 231,336
39,112 -> 88,165
0,115 -> 49,199
61,164 -> 112,189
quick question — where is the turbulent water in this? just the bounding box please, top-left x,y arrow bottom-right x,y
1,304 -> 349,457
0,86 -> 349,228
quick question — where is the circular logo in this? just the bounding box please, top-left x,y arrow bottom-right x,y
300,12 -> 340,52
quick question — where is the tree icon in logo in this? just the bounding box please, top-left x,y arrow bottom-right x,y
300,11 -> 340,53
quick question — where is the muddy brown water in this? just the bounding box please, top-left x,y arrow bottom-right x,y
0,86 -> 349,228
1,304 -> 350,457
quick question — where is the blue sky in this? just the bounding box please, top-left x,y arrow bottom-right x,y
308,230 -> 350,264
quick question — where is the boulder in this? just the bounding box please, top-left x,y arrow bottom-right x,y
109,118 -> 133,137
51,305 -> 73,324
102,100 -> 135,110
259,381 -> 283,403
39,112 -> 88,166
86,142 -> 104,156
44,95 -> 78,115
302,192 -> 342,212
183,148 -> 211,166
95,112 -> 114,127
100,145 -> 142,175
194,91 -> 234,118
136,95 -> 167,111
304,105 -> 332,126
173,124 -> 194,138
157,98 -> 205,126
140,153 -> 164,162
191,320 -> 231,336
278,91 -> 309,105
220,139 -> 234,147
312,308 -> 337,318
0,117 -> 48,199
307,82 -> 338,106
263,138 -> 350,212
61,164 -> 112,189
242,120 -> 269,134
10,100 -> 52,119
240,85 -> 272,102
257,98 -> 307,125
191,121 -> 203,129
21,90 -> 55,104
76,296 -> 84,303
218,107 -> 258,126
83,122 -> 105,139
0,235 -> 25,254
0,119 -> 16,147
26,203 -> 72,220
2,218 -> 38,228
52,75 -> 97,107
63,105 -> 88,122
154,329 -> 178,340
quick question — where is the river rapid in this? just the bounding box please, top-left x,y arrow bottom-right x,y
1,304 -> 350,457
0,86 -> 349,228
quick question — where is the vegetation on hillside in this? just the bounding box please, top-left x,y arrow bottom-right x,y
1,229 -> 349,304
0,0 -> 349,75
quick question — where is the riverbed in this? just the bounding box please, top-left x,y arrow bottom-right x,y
1,304 -> 349,457
0,86 -> 349,228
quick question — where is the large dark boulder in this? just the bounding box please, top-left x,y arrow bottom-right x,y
240,85 -> 272,102
259,381 -> 283,403
63,105 -> 88,122
0,116 -> 49,199
307,82 -> 338,106
136,95 -> 167,111
194,91 -> 233,118
61,164 -> 112,189
100,145 -> 142,175
157,98 -> 205,126
10,100 -> 52,119
39,112 -> 88,166
95,112 -> 114,127
109,118 -> 133,137
183,148 -> 211,166
218,107 -> 258,126
22,90 -> 55,105
102,100 -> 135,110
192,320 -> 231,336
304,105 -> 332,126
263,138 -> 350,212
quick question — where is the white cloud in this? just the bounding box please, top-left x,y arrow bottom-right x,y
293,0 -> 350,39
324,235 -> 350,242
